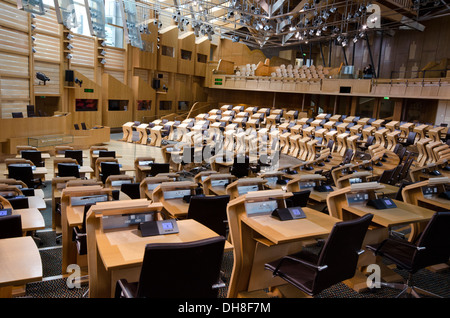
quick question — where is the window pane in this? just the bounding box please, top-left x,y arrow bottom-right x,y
105,24 -> 124,48
70,3 -> 91,36
105,0 -> 123,26
379,99 -> 394,119
356,97 -> 375,118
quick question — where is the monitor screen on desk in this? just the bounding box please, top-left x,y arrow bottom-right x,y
349,178 -> 363,184
71,194 -> 108,206
238,185 -> 259,196
163,189 -> 191,200
102,212 -> 155,230
139,160 -> 153,166
245,200 -> 278,217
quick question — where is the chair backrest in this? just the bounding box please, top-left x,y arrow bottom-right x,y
100,162 -> 121,183
136,236 -> 226,298
65,150 -> 83,166
7,164 -> 34,188
12,112 -> 23,118
120,183 -> 141,199
406,132 -> 417,145
411,211 -> 450,272
342,148 -> 354,164
378,167 -> 394,184
187,195 -> 230,237
149,163 -> 170,176
0,215 -> 23,239
58,163 -> 80,178
313,213 -> 373,294
74,124 -> 80,130
7,197 -> 29,210
286,190 -> 311,208
98,150 -> 116,158
365,135 -> 374,147
81,122 -> 87,130
231,155 -> 249,178
21,150 -> 43,167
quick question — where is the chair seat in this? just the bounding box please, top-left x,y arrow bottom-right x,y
367,238 -> 415,271
264,250 -> 319,295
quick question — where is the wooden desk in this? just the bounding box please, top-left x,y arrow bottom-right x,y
417,196 -> 450,210
60,186 -> 113,273
227,190 -> 340,298
13,208 -> 45,233
202,173 -> 236,196
151,181 -> 198,219
0,236 -> 42,297
86,198 -> 226,297
327,185 -> 436,292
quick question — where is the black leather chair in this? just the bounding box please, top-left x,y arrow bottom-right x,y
230,155 -> 249,178
12,112 -> 23,118
98,150 -> 116,158
187,195 -> 230,238
81,122 -> 87,130
115,236 -> 226,298
149,163 -> 170,176
100,162 -> 121,184
401,132 -> 417,148
120,183 -> 141,199
8,197 -> 29,210
285,190 -> 311,208
359,136 -> 374,153
57,163 -> 80,178
265,214 -> 373,296
0,215 -> 22,239
21,150 -> 45,167
7,164 -> 42,189
366,211 -> 450,298
72,204 -> 92,256
65,150 -> 83,166
74,124 -> 80,130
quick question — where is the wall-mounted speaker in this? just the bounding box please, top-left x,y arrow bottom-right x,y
152,79 -> 160,89
65,70 -> 74,83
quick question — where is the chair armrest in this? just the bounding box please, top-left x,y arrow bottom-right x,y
273,255 -> 328,277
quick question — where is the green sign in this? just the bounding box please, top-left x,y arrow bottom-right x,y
84,88 -> 94,93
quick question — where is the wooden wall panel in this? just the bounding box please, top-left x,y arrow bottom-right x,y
34,61 -> 60,96
104,48 -> 126,71
0,99 -> 28,118
103,69 -> 124,83
34,33 -> 61,62
72,66 -> 95,82
0,52 -> 29,76
0,78 -> 29,99
0,26 -> 29,55
0,1 -> 28,32
34,9 -> 61,36
71,35 -> 95,68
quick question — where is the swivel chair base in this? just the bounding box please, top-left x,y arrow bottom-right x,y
380,273 -> 442,298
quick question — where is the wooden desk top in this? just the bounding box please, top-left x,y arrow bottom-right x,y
241,208 -> 340,245
343,200 -> 436,228
96,219 -> 227,270
55,166 -> 94,174
66,205 -> 85,227
28,196 -> 47,210
13,208 -> 45,232
161,198 -> 190,218
418,196 -> 450,210
0,236 -> 42,287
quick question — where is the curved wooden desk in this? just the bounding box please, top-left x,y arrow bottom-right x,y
151,181 -> 198,219
326,183 -> 436,292
85,200 -> 228,297
227,190 -> 340,298
0,236 -> 42,298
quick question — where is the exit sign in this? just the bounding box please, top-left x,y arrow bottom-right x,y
84,88 -> 94,93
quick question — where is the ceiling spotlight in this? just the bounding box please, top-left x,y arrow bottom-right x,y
66,54 -> 73,59
353,36 -> 358,43
342,38 -> 348,47
362,24 -> 367,30
316,29 -> 321,36
231,35 -> 240,43
32,47 -> 36,53
337,35 -> 342,42
329,7 -> 337,13
67,44 -> 73,50
359,31 -> 365,38
67,34 -> 74,40
322,25 -> 327,31
295,32 -> 300,38
100,58 -> 106,64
